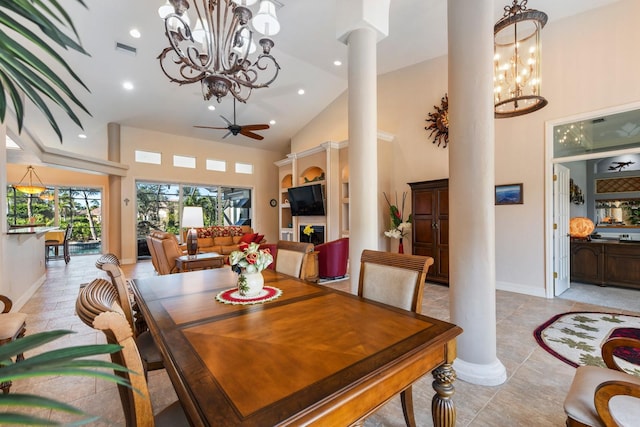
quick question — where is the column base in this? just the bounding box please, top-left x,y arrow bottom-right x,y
453,358 -> 506,386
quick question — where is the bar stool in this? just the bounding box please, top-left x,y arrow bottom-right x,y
0,295 -> 27,394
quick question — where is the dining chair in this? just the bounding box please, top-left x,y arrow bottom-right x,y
95,255 -> 164,376
0,295 -> 27,394
564,334 -> 640,427
358,249 -> 434,427
76,278 -> 189,426
45,224 -> 72,264
275,240 -> 316,280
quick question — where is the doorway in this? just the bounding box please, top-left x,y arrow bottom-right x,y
545,101 -> 640,298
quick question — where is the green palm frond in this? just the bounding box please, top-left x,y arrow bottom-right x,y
0,0 -> 90,142
0,330 -> 135,426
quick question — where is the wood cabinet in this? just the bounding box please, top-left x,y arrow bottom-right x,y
409,179 -> 449,285
570,240 -> 640,290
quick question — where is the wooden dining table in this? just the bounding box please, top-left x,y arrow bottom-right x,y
131,267 -> 462,427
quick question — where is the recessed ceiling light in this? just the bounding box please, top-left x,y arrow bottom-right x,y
333,60 -> 342,66
269,120 -> 276,125
123,81 -> 134,91
297,89 -> 305,95
78,133 -> 87,139
129,28 -> 141,38
208,105 -> 216,111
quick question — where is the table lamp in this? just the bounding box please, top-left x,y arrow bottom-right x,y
182,206 -> 204,256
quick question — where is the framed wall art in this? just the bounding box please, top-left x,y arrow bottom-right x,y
495,183 -> 523,205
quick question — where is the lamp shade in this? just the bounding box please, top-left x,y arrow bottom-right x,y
182,206 -> 204,228
252,0 -> 280,36
13,166 -> 46,195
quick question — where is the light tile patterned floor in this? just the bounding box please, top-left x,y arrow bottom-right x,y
8,254 -> 640,425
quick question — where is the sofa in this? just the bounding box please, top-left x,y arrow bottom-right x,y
181,225 -> 265,257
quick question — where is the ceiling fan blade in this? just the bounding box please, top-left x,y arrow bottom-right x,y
222,131 -> 232,139
242,124 -> 270,131
240,129 -> 264,140
220,115 -> 232,126
194,125 -> 230,130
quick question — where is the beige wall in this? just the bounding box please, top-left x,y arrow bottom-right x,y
119,126 -> 284,263
290,0 -> 640,296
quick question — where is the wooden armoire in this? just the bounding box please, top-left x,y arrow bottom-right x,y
409,179 -> 449,285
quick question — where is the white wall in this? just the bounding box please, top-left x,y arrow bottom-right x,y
290,0 -> 640,296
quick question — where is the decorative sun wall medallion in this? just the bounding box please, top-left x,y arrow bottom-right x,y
425,94 -> 449,148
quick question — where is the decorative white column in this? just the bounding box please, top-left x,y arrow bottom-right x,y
448,0 -> 507,385
337,0 -> 390,292
107,122 -> 122,259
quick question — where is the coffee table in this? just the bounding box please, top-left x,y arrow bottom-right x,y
175,252 -> 224,272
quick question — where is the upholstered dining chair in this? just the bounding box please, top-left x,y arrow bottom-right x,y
76,278 -> 189,426
45,224 -> 72,264
358,249 -> 434,427
0,295 -> 27,394
564,334 -> 640,427
275,240 -> 316,280
95,254 -> 163,376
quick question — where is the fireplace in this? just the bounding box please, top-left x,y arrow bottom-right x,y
299,225 -> 325,245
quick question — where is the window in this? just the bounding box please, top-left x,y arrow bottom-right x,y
173,155 -> 196,168
136,181 -> 252,258
235,162 -> 253,174
135,150 -> 162,164
206,159 -> 226,172
6,186 -> 103,256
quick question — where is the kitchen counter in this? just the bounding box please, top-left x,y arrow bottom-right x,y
6,226 -> 57,236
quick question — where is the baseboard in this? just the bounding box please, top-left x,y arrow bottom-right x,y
496,280 -> 547,298
13,274 -> 46,311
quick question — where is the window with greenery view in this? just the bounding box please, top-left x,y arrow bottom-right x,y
136,181 -> 252,258
6,186 -> 102,255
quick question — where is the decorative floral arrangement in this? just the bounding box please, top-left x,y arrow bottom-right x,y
229,242 -> 274,274
303,224 -> 314,237
383,192 -> 412,240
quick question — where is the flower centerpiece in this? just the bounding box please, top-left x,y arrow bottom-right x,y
383,192 -> 412,253
303,224 -> 314,237
229,242 -> 274,297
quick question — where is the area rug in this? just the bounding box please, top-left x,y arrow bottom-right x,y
534,311 -> 640,376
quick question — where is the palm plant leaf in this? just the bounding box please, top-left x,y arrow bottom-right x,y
0,330 -> 137,425
0,0 -> 90,141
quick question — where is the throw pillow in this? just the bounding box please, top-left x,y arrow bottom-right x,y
253,234 -> 265,243
239,233 -> 257,244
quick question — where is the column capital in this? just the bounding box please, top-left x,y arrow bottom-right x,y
336,0 -> 390,44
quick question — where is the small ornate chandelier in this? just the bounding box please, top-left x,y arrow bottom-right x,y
494,0 -> 548,118
158,0 -> 281,103
13,166 -> 46,195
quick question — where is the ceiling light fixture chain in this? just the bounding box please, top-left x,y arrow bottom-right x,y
158,0 -> 281,103
494,0 -> 548,118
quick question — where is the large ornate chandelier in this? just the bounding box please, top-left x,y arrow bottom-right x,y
158,0 -> 281,103
494,0 -> 547,118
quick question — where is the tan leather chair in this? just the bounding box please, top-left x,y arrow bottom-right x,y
275,240 -> 318,281
0,295 -> 26,394
95,254 -> 163,376
148,231 -> 185,275
358,249 -> 434,427
146,235 -> 160,273
564,334 -> 640,427
76,278 -> 188,426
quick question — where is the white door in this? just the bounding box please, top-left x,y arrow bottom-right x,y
554,164 -> 571,296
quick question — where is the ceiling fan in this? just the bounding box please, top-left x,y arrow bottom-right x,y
194,99 -> 269,141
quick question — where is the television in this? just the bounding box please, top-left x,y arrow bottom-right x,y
287,184 -> 326,216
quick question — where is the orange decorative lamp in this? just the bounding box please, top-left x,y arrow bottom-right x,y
569,217 -> 595,240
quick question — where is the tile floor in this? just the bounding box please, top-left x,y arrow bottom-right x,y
8,254 -> 640,426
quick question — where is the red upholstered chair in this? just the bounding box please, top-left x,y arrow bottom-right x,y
316,237 -> 349,279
